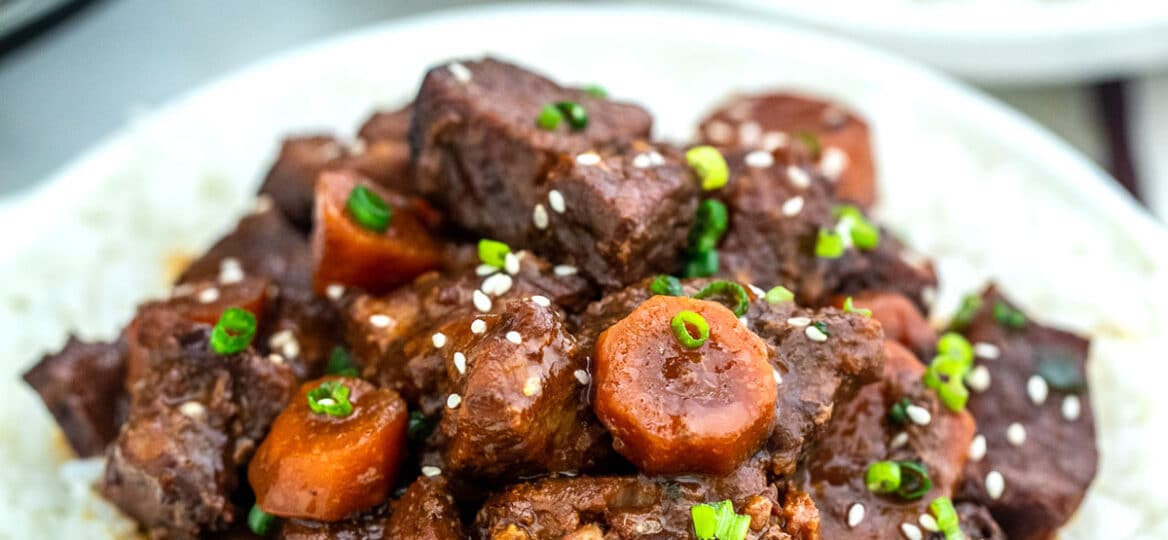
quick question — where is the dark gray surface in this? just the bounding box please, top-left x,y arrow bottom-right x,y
0,0 -> 492,194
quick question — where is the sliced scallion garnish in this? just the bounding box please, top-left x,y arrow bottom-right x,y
993,301 -> 1026,329
843,296 -> 872,317
535,104 -> 562,130
555,101 -> 588,131
815,229 -> 845,259
346,185 -> 392,233
650,275 -> 684,297
326,347 -> 359,377
686,146 -> 729,191
765,285 -> 794,304
693,280 -> 749,317
477,238 -> 511,268
307,380 -> 353,417
248,504 -> 277,536
209,307 -> 257,355
671,310 -> 710,349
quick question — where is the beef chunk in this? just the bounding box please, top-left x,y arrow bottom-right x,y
384,477 -> 465,539
955,287 -> 1097,540
178,205 -> 312,290
716,149 -> 936,310
23,337 -> 128,457
260,287 -> 343,380
359,105 -> 412,142
411,58 -> 677,288
279,505 -> 390,540
697,92 -> 876,208
102,321 -> 296,539
348,265 -> 607,479
475,455 -> 812,539
799,341 -> 976,539
577,278 -> 884,476
835,292 -> 937,363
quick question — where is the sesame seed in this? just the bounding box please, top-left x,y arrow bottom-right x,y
647,151 -> 665,166
471,319 -> 487,334
531,295 -> 551,307
847,503 -> 865,528
787,316 -> 811,327
739,121 -> 761,146
453,352 -> 467,375
421,466 -> 442,477
906,404 -> 932,426
705,121 -> 732,144
805,325 -> 828,342
476,264 -> 499,276
533,204 -> 549,230
548,190 -> 566,213
553,264 -> 578,276
325,283 -> 345,301
522,376 -> 542,397
447,62 -> 471,84
632,153 -> 652,168
772,369 -> 783,385
761,131 -> 788,151
781,196 -> 804,217
747,283 -> 766,297
744,150 -> 774,169
985,471 -> 1005,499
900,522 -> 923,540
505,331 -> 522,344
738,316 -> 749,327
431,332 -> 447,349
575,152 -> 601,166
1006,422 -> 1026,446
197,287 -> 220,304
969,434 -> 987,461
268,329 -> 300,359
1062,395 -> 1082,421
481,273 -> 514,296
974,342 -> 1000,359
369,314 -> 391,328
179,401 -> 206,419
472,290 -> 492,312
819,147 -> 849,180
922,286 -> 937,308
918,513 -> 939,532
574,369 -> 591,385
318,398 -> 336,407
446,394 -> 462,409
253,194 -> 275,214
966,365 -> 991,392
786,165 -> 811,189
1027,375 -> 1049,405
890,431 -> 909,449
504,252 -> 521,275
218,257 -> 244,284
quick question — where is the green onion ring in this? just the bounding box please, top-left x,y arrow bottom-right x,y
896,461 -> 933,500
693,280 -> 750,317
307,380 -> 354,417
671,310 -> 710,349
346,185 -> 392,233
209,307 -> 257,355
649,275 -> 684,297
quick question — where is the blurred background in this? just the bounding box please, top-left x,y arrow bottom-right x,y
2,0 -> 1167,220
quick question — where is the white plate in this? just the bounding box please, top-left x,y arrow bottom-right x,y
3,3 -> 1167,538
720,0 -> 1168,83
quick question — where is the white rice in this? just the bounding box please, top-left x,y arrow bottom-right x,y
1,24 -> 1167,540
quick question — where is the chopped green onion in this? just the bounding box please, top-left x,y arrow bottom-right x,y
765,286 -> 794,304
815,229 -> 845,258
690,500 -> 750,540
686,146 -> 730,191
888,397 -> 911,425
812,320 -> 830,337
326,347 -> 359,377
930,497 -> 964,540
866,461 -> 902,493
477,238 -> 511,268
210,307 -> 257,355
937,379 -> 969,411
555,101 -> 588,131
951,294 -> 982,329
796,131 -> 821,156
346,185 -> 392,233
535,104 -> 562,130
671,310 -> 710,349
896,461 -> 933,500
248,504 -> 277,536
650,275 -> 684,297
843,296 -> 872,317
1037,357 -> 1086,392
582,84 -> 608,98
307,380 -> 353,417
689,199 -> 729,253
937,332 -> 974,369
407,410 -> 435,442
693,280 -> 750,317
691,503 -> 717,539
718,514 -> 750,540
924,353 -> 971,411
993,301 -> 1026,329
850,220 -> 880,250
684,249 -> 718,278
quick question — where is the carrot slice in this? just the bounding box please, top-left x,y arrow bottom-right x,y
248,376 -> 407,521
594,295 -> 775,474
311,170 -> 443,295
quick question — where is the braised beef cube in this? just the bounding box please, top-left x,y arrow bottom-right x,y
102,323 -> 296,539
956,502 -> 1007,540
411,58 -> 667,288
178,205 -> 312,290
955,287 -> 1096,540
23,337 -> 128,457
717,150 -> 936,310
698,92 -> 877,208
260,287 -> 343,379
359,105 -> 412,142
259,136 -> 348,230
799,341 -> 976,539
279,505 -> 390,540
833,292 -> 937,363
384,477 -> 464,540
474,455 -> 805,539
